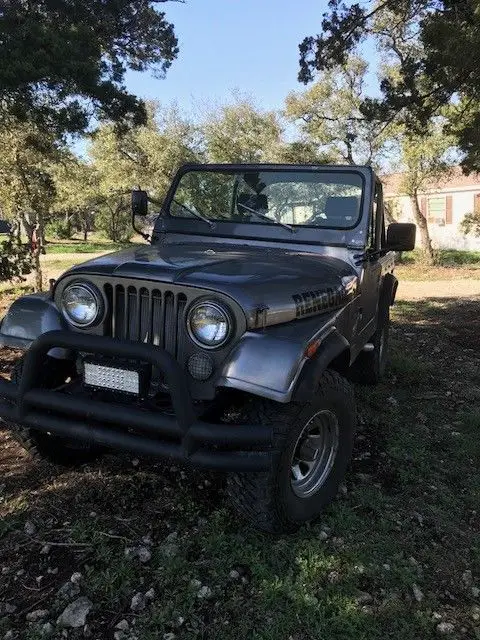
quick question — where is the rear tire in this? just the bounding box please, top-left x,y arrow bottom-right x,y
227,370 -> 356,533
7,358 -> 101,466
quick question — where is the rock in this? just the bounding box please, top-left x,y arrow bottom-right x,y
229,569 -> 240,580
115,620 -> 130,631
164,634 -> 176,640
462,570 -> 473,587
383,564 -> 391,571
57,580 -> 81,600
355,591 -> 373,605
114,632 -> 126,640
47,567 -> 58,575
318,530 -> 329,541
41,623 -> 54,636
327,571 -> 341,584
40,545 -> 51,555
190,579 -> 202,589
3,632 -> 14,640
197,586 -> 212,599
83,623 -> 92,638
57,597 -> 93,628
145,588 -> 155,601
125,546 -> 152,563
436,622 -> 455,635
130,592 -> 146,612
0,602 -> 17,615
24,520 -> 36,536
26,609 -> 49,622
70,572 -> 82,585
132,458 -> 140,467
412,583 -> 424,603
472,586 -> 479,598
160,543 -> 178,559
387,396 -> 398,407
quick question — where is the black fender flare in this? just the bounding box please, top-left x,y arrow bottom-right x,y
0,293 -> 71,358
293,329 -> 350,403
378,272 -> 398,326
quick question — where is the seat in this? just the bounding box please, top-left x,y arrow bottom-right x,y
324,196 -> 359,226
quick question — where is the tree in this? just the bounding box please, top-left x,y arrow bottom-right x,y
286,58 -> 395,167
51,157 -> 100,241
0,117 -> 64,289
88,102 -> 199,239
0,231 -> 33,283
399,122 -> 455,263
0,1 -> 179,135
202,99 -> 284,163
298,0 -> 480,172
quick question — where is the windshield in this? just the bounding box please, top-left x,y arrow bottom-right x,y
168,169 -> 364,229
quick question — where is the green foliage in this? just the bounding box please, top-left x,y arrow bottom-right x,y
45,219 -> 73,240
460,210 -> 480,237
202,98 -> 284,163
298,0 -> 480,172
0,234 -> 33,283
96,198 -> 132,243
286,57 -> 396,167
0,1 -> 178,135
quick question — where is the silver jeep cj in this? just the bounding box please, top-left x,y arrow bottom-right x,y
0,164 -> 415,532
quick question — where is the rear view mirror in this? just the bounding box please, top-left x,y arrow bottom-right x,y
386,223 -> 416,251
131,189 -> 148,217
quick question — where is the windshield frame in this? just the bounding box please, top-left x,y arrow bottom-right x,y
164,164 -> 366,232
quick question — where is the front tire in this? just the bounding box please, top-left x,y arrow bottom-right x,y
227,370 -> 356,533
7,358 -> 101,466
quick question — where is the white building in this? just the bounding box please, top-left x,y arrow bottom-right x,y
382,168 -> 480,250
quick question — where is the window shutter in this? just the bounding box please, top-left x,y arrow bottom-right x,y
474,193 -> 480,212
445,195 -> 453,224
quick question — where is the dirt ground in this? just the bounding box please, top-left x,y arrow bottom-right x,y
397,279 -> 480,300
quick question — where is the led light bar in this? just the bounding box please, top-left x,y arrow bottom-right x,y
84,362 -> 140,395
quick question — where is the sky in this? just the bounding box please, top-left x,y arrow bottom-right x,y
125,0 -> 378,117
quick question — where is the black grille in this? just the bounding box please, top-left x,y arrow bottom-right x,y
108,284 -> 187,359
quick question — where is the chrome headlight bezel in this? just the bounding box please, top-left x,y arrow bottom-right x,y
61,281 -> 103,328
186,300 -> 232,349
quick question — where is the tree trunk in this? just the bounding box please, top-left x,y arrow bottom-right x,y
410,193 -> 435,264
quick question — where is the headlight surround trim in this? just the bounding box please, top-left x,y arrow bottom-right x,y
186,300 -> 233,349
61,281 -> 103,328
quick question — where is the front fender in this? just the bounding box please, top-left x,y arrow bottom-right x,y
217,317 -> 349,403
0,293 -> 70,358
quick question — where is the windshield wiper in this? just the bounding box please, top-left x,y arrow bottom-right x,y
237,202 -> 296,233
172,198 -> 215,228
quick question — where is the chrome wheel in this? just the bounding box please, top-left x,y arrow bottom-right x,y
290,409 -> 339,498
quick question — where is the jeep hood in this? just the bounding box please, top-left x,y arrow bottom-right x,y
64,243 -> 358,328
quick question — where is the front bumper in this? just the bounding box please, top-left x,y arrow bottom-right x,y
0,331 -> 272,472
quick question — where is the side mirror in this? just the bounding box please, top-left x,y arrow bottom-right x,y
386,223 -> 416,251
131,189 -> 148,217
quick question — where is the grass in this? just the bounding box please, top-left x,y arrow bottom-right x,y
396,249 -> 480,280
44,240 -> 129,254
0,298 -> 479,639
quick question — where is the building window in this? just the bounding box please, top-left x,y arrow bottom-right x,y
427,197 -> 446,225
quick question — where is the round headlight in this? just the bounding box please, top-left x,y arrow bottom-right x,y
61,283 -> 101,327
187,302 -> 231,348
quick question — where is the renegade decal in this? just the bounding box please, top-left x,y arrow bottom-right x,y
293,285 -> 347,318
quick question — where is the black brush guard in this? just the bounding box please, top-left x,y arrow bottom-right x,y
0,331 -> 272,471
